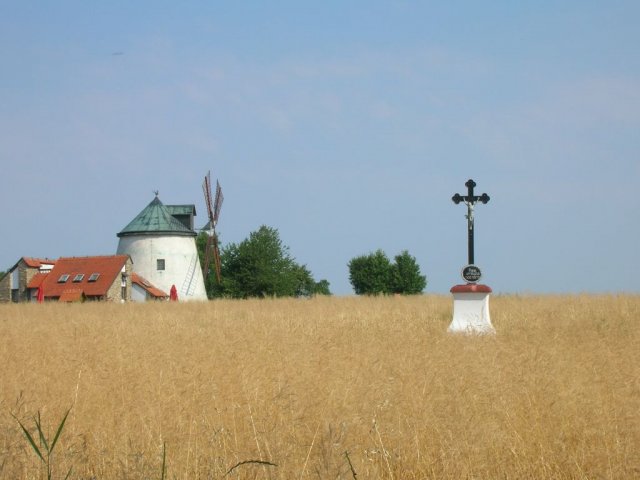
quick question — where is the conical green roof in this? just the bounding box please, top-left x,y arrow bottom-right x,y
117,196 -> 196,237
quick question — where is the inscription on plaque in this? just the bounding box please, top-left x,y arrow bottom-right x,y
461,264 -> 482,283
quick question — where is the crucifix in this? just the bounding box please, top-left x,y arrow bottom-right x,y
452,179 -> 490,265
449,179 -> 495,334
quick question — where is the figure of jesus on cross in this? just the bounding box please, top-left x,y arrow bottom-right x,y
452,179 -> 490,266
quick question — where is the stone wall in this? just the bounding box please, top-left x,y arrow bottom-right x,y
0,272 -> 10,303
105,258 -> 133,302
22,267 -> 39,302
0,259 -> 37,303
17,262 -> 29,302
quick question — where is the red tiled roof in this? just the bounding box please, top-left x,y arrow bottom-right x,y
59,289 -> 84,302
41,255 -> 129,299
27,272 -> 49,289
131,273 -> 168,298
22,257 -> 56,268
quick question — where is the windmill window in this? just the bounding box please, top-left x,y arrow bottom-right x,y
57,274 -> 70,283
73,274 -> 84,283
157,259 -> 165,271
88,273 -> 100,282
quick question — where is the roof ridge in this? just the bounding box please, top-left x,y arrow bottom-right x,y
57,254 -> 128,260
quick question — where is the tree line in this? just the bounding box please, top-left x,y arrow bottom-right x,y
198,225 -> 427,299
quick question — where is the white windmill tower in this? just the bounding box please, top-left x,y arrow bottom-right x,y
116,192 -> 208,301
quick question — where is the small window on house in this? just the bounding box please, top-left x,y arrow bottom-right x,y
88,273 -> 100,282
57,274 -> 70,283
73,274 -> 84,283
157,259 -> 165,271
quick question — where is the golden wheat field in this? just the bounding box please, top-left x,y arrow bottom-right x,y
0,295 -> 639,479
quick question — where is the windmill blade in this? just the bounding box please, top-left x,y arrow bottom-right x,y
201,170 -> 223,284
202,171 -> 215,225
213,236 -> 222,284
213,180 -> 224,225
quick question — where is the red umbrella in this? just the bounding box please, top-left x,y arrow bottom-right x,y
36,285 -> 44,303
169,285 -> 178,301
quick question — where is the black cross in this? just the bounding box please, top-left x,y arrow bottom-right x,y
452,179 -> 490,265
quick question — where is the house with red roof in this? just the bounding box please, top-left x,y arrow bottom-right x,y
0,257 -> 56,302
0,255 -> 148,303
2,254 -> 170,303
32,255 -> 134,302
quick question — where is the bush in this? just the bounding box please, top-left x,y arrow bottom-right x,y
348,249 -> 426,295
390,250 -> 427,294
348,250 -> 392,295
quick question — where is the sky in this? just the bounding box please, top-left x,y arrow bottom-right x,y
1,1 -> 638,295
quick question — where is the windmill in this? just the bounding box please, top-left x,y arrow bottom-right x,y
202,170 -> 224,283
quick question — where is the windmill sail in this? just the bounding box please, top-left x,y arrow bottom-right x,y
203,172 -> 214,225
201,170 -> 223,284
214,180 -> 224,224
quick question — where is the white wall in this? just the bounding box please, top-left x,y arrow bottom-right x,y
117,235 -> 207,301
131,283 -> 147,302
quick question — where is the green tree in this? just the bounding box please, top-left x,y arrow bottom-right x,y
390,250 -> 427,294
292,267 -> 332,297
348,249 -> 427,295
348,249 -> 392,295
313,279 -> 331,296
202,226 -> 330,299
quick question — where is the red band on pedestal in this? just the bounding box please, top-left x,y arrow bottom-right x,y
450,284 -> 492,293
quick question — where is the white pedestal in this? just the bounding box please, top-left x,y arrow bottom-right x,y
448,284 -> 495,334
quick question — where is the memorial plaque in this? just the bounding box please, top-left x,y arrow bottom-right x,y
461,264 -> 482,283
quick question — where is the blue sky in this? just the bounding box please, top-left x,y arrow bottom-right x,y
1,1 -> 638,295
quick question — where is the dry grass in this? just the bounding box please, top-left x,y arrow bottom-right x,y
0,294 -> 639,479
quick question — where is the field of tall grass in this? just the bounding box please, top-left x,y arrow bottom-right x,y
0,294 -> 639,479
